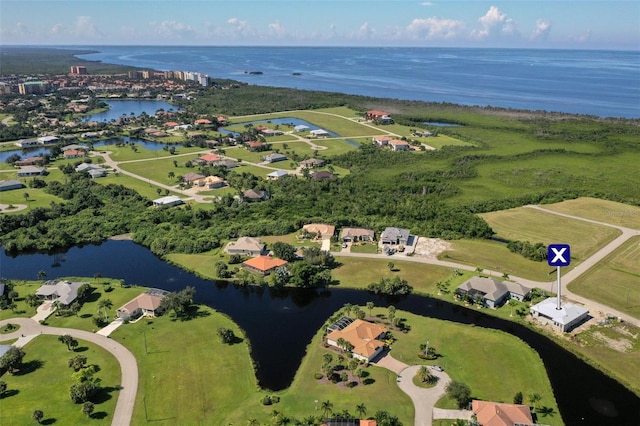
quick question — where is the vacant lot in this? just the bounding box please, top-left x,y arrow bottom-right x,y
542,197 -> 640,230
569,236 -> 640,319
480,207 -> 621,263
0,335 -> 120,426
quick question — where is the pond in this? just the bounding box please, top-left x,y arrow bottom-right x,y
1,240 -> 638,425
83,100 -> 182,123
423,121 -> 461,127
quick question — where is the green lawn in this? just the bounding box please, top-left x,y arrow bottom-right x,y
480,206 -> 621,263
118,155 -> 202,185
568,236 -> 640,319
349,242 -> 379,254
99,144 -> 203,162
110,305 -> 257,425
542,197 -> 640,230
165,252 -> 222,280
332,257 -> 459,293
0,335 -> 120,426
261,232 -> 321,248
95,174 -> 178,201
0,281 -> 44,321
389,310 -> 561,424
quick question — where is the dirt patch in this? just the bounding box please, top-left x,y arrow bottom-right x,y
592,331 -> 633,353
0,203 -> 28,213
413,237 -> 452,258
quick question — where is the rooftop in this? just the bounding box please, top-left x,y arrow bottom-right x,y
530,297 -> 589,325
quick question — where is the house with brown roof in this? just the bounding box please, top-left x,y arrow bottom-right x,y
299,158 -> 325,169
242,256 -> 288,276
242,189 -> 269,202
225,237 -> 266,256
182,172 -> 206,184
194,118 -> 212,125
302,223 -> 336,240
116,288 -> 169,320
471,400 -> 534,426
310,171 -> 336,180
365,110 -> 393,124
456,277 -> 531,308
64,149 -> 87,159
341,228 -> 375,243
14,156 -> 45,167
372,135 -> 393,147
389,140 -> 410,151
246,141 -> 265,151
326,319 -> 387,362
195,153 -> 221,165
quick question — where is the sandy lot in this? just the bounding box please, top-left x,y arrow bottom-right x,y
413,237 -> 452,258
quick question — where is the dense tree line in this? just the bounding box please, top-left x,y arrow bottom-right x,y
507,240 -> 547,262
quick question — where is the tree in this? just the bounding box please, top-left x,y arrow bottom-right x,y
37,270 -> 47,281
0,380 -> 7,397
513,391 -> 524,405
321,400 -> 333,417
475,266 -> 483,276
217,327 -> 236,344
82,401 -> 95,417
528,393 -> 542,409
0,346 -> 25,374
97,298 -> 113,321
343,303 -> 353,317
68,355 -> 88,372
23,192 -> 30,202
69,379 -> 100,403
168,171 -> 175,181
32,409 -> 44,424
24,294 -> 40,311
271,242 -> 297,262
322,353 -> 333,366
446,381 -> 472,409
366,301 -> 374,318
58,334 -> 76,351
387,261 -> 395,271
388,305 -> 396,323
356,403 -> 367,418
7,290 -> 18,302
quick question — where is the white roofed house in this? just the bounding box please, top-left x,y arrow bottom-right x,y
309,129 -> 330,138
117,289 -> 168,321
224,237 -> 266,256
152,195 -> 184,207
0,180 -> 24,192
530,298 -> 589,332
17,166 -> 45,177
266,170 -> 288,180
36,280 -> 87,307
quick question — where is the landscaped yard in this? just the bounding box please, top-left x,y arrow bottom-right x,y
0,335 -> 120,426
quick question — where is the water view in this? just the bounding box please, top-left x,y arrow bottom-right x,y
83,100 -> 181,123
1,240 -> 638,425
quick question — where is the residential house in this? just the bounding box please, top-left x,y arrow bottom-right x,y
372,135 -> 393,147
380,227 -> 410,246
309,129 -> 330,137
259,128 -> 283,137
456,277 -> 532,309
302,223 -> 336,239
213,159 -> 237,169
194,118 -> 212,125
299,158 -> 325,169
61,144 -> 88,152
74,163 -> 107,178
38,135 -> 59,144
365,110 -> 392,124
0,180 -> 23,192
242,256 -> 288,276
195,175 -> 225,189
152,195 -> 184,207
310,171 -> 336,180
326,319 -> 387,362
389,140 -> 410,151
267,170 -> 288,180
530,297 -> 589,332
164,121 -> 179,128
195,153 -> 221,165
471,400 -> 534,426
17,166 -> 45,177
263,153 -> 287,163
15,139 -> 39,148
64,149 -> 87,159
224,237 -> 266,256
242,189 -> 269,202
294,124 -> 309,132
116,289 -> 169,320
182,172 -> 206,185
35,280 -> 87,306
341,228 -> 375,243
14,156 -> 45,167
246,141 -> 264,151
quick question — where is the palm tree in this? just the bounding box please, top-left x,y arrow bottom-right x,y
32,409 -> 44,424
366,301 -> 374,318
475,266 -> 484,276
58,334 -> 74,351
322,353 -> 333,366
388,305 -> 396,323
321,400 -> 333,418
37,270 -> 47,281
343,303 -> 353,317
356,403 -> 367,418
98,298 -> 113,321
529,393 -> 542,409
168,171 -> 175,181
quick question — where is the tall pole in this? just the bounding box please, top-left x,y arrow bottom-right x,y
556,267 -> 562,310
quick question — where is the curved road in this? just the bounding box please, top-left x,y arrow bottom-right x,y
0,317 -> 137,426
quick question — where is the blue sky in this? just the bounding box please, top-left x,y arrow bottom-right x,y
1,1 -> 639,49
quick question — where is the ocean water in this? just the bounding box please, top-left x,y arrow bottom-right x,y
76,46 -> 640,118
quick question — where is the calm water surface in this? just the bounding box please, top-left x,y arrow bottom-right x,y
1,240 -> 639,425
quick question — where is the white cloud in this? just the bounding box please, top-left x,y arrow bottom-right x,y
406,17 -> 465,40
420,2 -> 434,6
570,29 -> 592,43
150,20 -> 194,39
532,19 -> 551,40
358,21 -> 376,39
268,21 -> 286,38
74,16 -> 102,39
473,6 -> 519,40
227,17 -> 252,36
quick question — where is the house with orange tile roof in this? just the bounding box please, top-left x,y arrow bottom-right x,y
246,141 -> 264,151
64,149 -> 87,159
194,118 -> 212,125
389,140 -> 410,151
365,110 -> 393,124
242,256 -> 288,276
164,121 -> 179,127
471,400 -> 534,426
326,319 -> 387,362
194,153 -> 222,165
372,135 -> 393,147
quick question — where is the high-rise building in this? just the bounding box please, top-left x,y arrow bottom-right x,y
18,81 -> 51,95
70,66 -> 87,75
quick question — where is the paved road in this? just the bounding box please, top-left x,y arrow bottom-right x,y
0,317 -> 138,426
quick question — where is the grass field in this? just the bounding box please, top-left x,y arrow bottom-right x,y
165,252 -> 222,280
118,156 -> 198,185
390,311 -> 561,424
480,207 -> 621,263
261,232 -> 322,248
0,335 -> 120,426
568,236 -> 640,319
542,197 -> 640,230
332,257 -> 458,293
95,174 -> 177,201
111,305 -> 258,425
100,144 -> 204,162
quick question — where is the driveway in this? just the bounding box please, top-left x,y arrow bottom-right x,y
0,317 -> 137,426
373,351 -> 451,426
